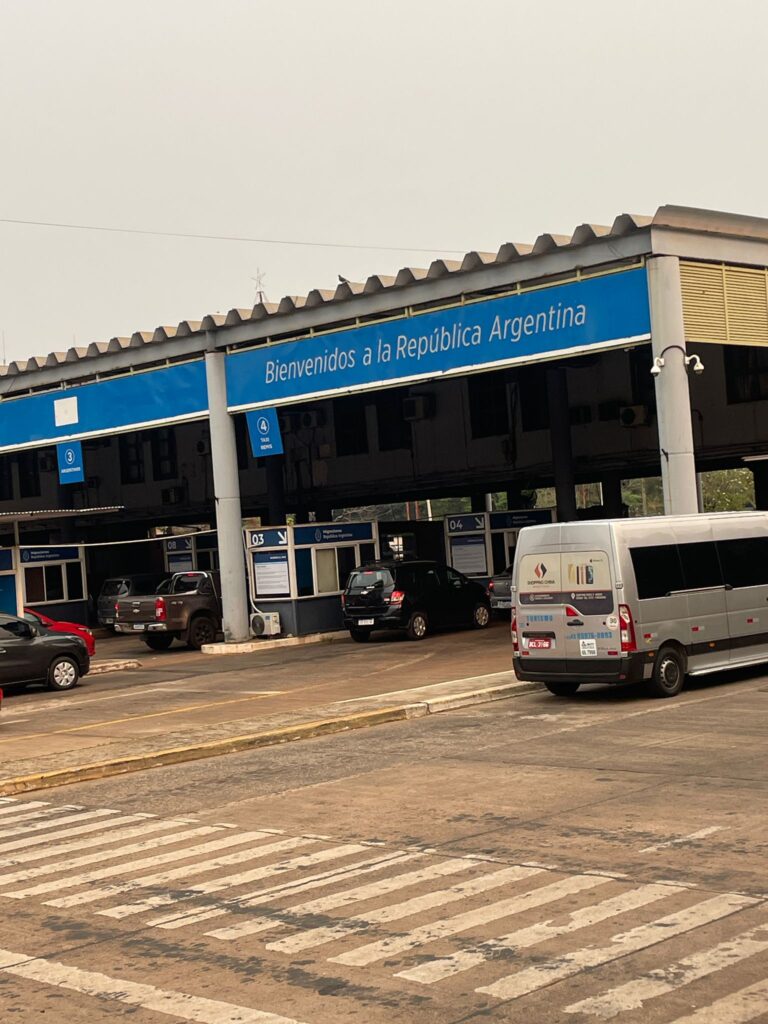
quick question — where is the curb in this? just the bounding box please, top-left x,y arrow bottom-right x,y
89,659 -> 143,675
0,681 -> 542,796
201,632 -> 348,655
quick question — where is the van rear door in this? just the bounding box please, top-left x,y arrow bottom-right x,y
516,553 -> 567,671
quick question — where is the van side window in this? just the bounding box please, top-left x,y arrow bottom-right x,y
630,545 -> 684,599
678,542 -> 723,590
718,537 -> 768,588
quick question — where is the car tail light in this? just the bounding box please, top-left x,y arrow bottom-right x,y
340,593 -> 346,609
389,589 -> 405,605
155,597 -> 167,621
488,580 -> 495,591
511,609 -> 519,653
114,601 -> 120,620
619,604 -> 636,652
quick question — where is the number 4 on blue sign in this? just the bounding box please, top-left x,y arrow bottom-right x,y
246,408 -> 284,457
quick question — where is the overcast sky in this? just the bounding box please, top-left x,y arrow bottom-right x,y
0,0 -> 765,363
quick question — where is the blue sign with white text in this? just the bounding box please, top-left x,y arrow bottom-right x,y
227,268 -> 650,411
293,523 -> 374,546
246,408 -> 284,456
56,441 -> 85,485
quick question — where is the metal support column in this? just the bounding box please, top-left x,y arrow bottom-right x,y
648,256 -> 699,515
546,365 -> 577,521
204,346 -> 250,642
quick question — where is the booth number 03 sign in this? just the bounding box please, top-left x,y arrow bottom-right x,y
56,441 -> 85,485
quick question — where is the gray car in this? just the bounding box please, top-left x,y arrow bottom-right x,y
0,613 -> 90,691
97,574 -> 169,629
488,564 -> 514,615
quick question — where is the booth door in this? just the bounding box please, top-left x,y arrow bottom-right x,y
0,575 -> 16,614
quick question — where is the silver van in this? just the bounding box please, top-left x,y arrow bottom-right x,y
511,512 -> 768,698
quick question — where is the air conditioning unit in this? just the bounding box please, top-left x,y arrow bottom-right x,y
619,405 -> 650,428
196,439 -> 211,455
402,394 -> 436,421
39,453 -> 56,473
161,485 -> 186,505
278,412 -> 295,433
250,611 -> 281,637
298,410 -> 326,430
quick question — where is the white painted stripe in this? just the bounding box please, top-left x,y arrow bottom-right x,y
0,801 -> 50,818
664,978 -> 768,1024
0,824 -> 229,888
399,882 -> 679,984
477,892 -> 757,1000
43,831 -> 284,908
268,864 -> 544,955
205,852 -> 423,940
0,808 -> 115,840
148,844 -> 372,930
565,924 -> 768,1017
334,874 -> 610,968
3,826 -> 232,899
0,946 -> 307,1024
640,826 -> 728,854
0,815 -> 166,862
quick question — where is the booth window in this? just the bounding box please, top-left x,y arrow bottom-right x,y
376,389 -> 412,451
315,548 -> 339,593
25,558 -> 84,605
468,372 -> 509,438
333,396 -> 369,456
336,547 -> 357,589
17,451 -> 41,499
151,427 -> 178,481
724,345 -> 768,403
120,433 -> 145,484
295,548 -> 314,597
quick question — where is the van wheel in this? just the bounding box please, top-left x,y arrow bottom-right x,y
349,628 -> 372,643
48,655 -> 79,691
187,616 -> 216,650
143,634 -> 174,651
472,603 -> 491,629
406,611 -> 428,641
545,682 -> 580,697
648,646 -> 685,698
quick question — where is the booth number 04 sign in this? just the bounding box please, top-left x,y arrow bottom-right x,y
246,408 -> 284,457
56,441 -> 85,485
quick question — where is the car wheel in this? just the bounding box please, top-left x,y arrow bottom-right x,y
349,628 -> 372,643
648,645 -> 685,698
143,634 -> 174,651
545,682 -> 580,697
187,616 -> 217,651
47,655 -> 79,691
406,611 -> 428,641
472,602 -> 491,629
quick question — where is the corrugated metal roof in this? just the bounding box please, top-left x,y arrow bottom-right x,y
4,205 -> 766,383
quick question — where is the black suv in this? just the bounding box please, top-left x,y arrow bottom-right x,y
342,560 -> 491,642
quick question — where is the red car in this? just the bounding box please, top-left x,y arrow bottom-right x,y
23,608 -> 96,657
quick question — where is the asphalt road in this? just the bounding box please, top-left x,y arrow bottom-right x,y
0,668 -> 766,1023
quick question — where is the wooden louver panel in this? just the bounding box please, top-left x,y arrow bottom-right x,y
681,261 -> 768,346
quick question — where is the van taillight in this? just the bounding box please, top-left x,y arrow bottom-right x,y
511,609 -> 519,654
155,597 -> 166,621
389,590 -> 405,605
619,604 -> 636,652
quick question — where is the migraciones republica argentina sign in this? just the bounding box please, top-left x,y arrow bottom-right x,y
226,268 -> 650,411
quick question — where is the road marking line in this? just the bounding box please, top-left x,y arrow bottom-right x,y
0,801 -> 50,818
0,817 -> 193,865
268,864 -> 544,955
205,852 -> 424,940
148,844 -> 371,930
476,892 -> 757,1000
42,831 -> 284,908
664,977 -> 768,1023
640,826 -> 728,854
0,946 -> 308,1024
334,874 -> 610,968
2,691 -> 286,743
399,883 -> 681,984
564,923 -> 768,1017
0,808 -> 116,840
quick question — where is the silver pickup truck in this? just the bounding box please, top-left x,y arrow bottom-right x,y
114,570 -> 222,651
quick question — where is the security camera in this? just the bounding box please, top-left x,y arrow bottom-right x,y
687,353 -> 705,375
650,358 -> 663,378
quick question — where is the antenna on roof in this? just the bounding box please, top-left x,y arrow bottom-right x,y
251,267 -> 269,305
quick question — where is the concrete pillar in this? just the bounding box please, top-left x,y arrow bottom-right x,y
648,256 -> 699,515
602,476 -> 624,518
753,462 -> 768,509
265,456 -> 286,526
204,347 -> 250,642
546,365 -> 577,521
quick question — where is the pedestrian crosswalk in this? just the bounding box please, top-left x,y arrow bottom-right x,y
0,795 -> 766,1022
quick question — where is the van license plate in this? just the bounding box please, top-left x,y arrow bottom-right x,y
528,638 -> 551,650
357,619 -> 375,626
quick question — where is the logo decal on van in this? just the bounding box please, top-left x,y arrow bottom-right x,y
534,562 -> 548,579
